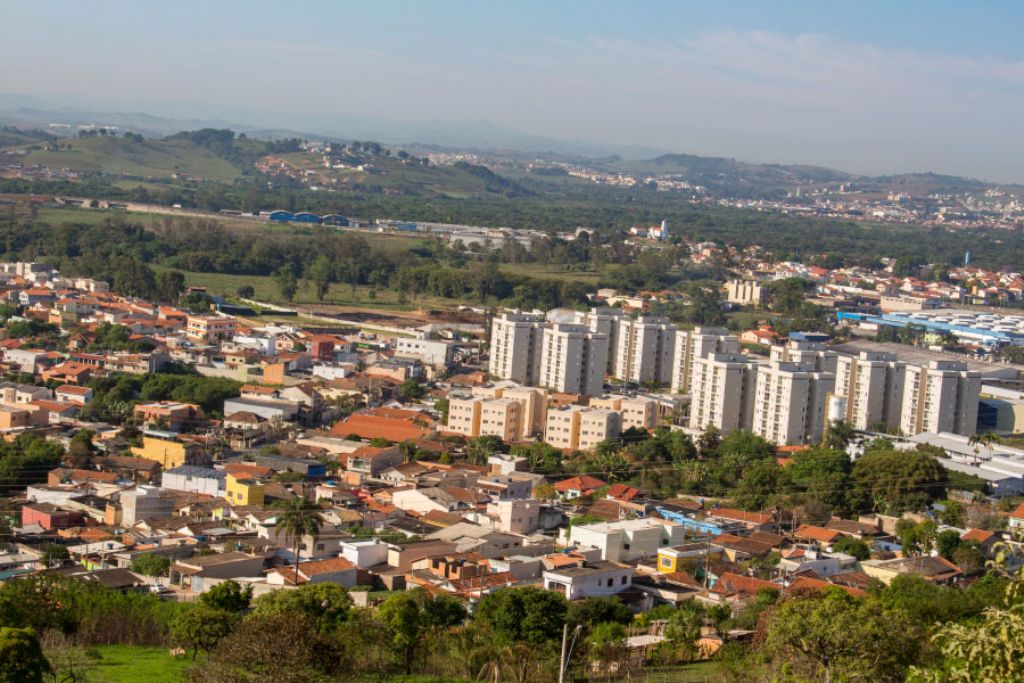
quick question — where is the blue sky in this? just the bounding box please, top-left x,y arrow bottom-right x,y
4,1 -> 1024,180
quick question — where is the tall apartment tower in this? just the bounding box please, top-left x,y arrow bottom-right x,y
688,352 -> 758,434
612,316 -> 678,385
752,360 -> 835,445
671,327 -> 740,394
488,313 -> 543,384
583,307 -> 626,375
770,340 -> 838,375
538,323 -> 609,397
900,361 -> 981,436
833,352 -> 906,430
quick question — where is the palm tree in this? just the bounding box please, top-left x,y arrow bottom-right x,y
276,496 -> 324,578
968,432 -> 1000,466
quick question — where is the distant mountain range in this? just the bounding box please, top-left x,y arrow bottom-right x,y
0,93 -> 1013,196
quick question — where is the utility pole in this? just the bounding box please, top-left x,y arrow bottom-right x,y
558,622 -> 569,683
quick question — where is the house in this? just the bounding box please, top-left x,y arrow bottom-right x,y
54,385 -> 93,405
131,434 -> 208,469
120,486 -> 177,525
170,551 -> 266,592
133,402 -> 201,431
41,361 -> 95,385
861,555 -> 963,585
225,473 -> 266,507
792,525 -> 844,546
564,518 -> 687,563
345,446 -> 405,481
961,528 -> 998,554
21,502 -> 84,530
553,475 -> 607,499
266,556 -> 358,588
705,508 -> 781,533
543,560 -> 634,600
1009,502 -> 1024,530
331,411 -> 432,442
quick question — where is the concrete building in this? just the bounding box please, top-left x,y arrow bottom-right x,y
395,336 -> 454,368
487,499 -> 541,534
688,353 -> 758,434
563,518 -> 687,563
543,561 -> 634,600
900,361 -> 981,436
725,279 -> 767,306
583,307 -> 626,375
538,323 -> 608,397
447,386 -> 546,442
185,316 -> 237,344
161,466 -> 225,496
488,313 -> 544,384
833,352 -> 906,430
671,327 -> 740,394
589,394 -> 658,431
752,361 -> 835,445
479,397 -> 525,443
544,405 -> 621,451
612,316 -> 677,385
770,340 -> 838,374
120,486 -> 176,525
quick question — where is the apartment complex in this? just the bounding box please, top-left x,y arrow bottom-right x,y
488,313 -> 544,385
751,361 -> 835,445
670,327 -> 740,394
688,352 -> 758,434
900,361 -> 981,436
725,279 -> 767,306
833,352 -> 906,430
589,394 -> 658,431
537,323 -> 608,396
544,405 -> 622,451
612,316 -> 677,385
447,386 -> 546,443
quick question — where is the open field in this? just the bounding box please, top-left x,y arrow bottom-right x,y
5,136 -> 242,182
91,645 -> 192,683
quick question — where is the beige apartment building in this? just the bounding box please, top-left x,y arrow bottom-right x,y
670,327 -> 740,394
488,313 -> 544,384
688,353 -> 758,434
447,385 -> 546,443
538,323 -> 608,397
900,361 -> 981,436
751,361 -> 835,445
725,279 -> 766,306
833,352 -> 906,430
545,405 -> 622,451
612,316 -> 677,385
589,394 -> 658,431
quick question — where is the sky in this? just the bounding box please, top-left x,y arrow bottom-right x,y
3,1 -> 1024,181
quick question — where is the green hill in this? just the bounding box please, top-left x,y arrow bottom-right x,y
6,135 -> 244,182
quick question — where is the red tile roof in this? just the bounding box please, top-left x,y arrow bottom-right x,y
554,475 -> 607,494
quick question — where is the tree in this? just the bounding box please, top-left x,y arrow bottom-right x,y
567,596 -> 633,630
822,420 -> 855,450
397,378 -> 426,401
306,255 -> 334,302
156,270 -> 186,304
760,589 -> 923,683
899,519 -> 939,557
236,285 -> 254,299
587,621 -> 628,675
41,545 -> 69,568
465,435 -> 505,466
0,627 -> 49,683
935,529 -> 963,560
475,586 -> 568,645
129,553 -> 170,577
198,580 -> 252,613
696,425 -> 721,457
378,591 -> 424,674
273,264 -> 298,302
275,496 -> 323,575
172,605 -> 237,660
733,459 -> 787,510
252,583 -> 352,634
968,431 -> 1000,466
832,536 -> 871,561
850,448 -> 946,514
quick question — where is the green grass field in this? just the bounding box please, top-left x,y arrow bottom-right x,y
10,137 -> 242,182
91,645 -> 192,683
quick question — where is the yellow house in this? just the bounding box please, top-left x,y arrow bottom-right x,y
225,473 -> 265,507
657,544 -> 723,574
131,435 -> 202,469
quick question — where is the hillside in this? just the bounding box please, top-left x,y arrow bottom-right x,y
2,135 -> 245,182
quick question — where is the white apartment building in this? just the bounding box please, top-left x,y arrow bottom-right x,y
833,352 -> 906,430
900,361 -> 981,436
725,279 -> 766,306
752,361 -> 835,445
670,327 -> 740,394
688,353 -> 758,434
488,313 -> 544,384
612,316 -> 678,385
583,307 -> 625,375
589,394 -> 658,431
544,405 -> 621,451
770,340 -> 838,374
538,323 -> 608,397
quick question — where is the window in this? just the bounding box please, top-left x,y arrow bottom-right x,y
621,576 -> 628,584
661,557 -> 672,568
607,578 -> 614,587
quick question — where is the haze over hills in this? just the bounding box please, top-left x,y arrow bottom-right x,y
0,94 -> 1015,198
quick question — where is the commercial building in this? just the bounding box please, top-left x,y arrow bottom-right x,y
751,361 -> 835,445
562,518 -> 687,563
900,361 -> 981,436
671,327 -> 740,394
833,352 -> 906,430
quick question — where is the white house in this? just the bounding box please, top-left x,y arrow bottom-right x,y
543,560 -> 634,600
562,518 -> 686,563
